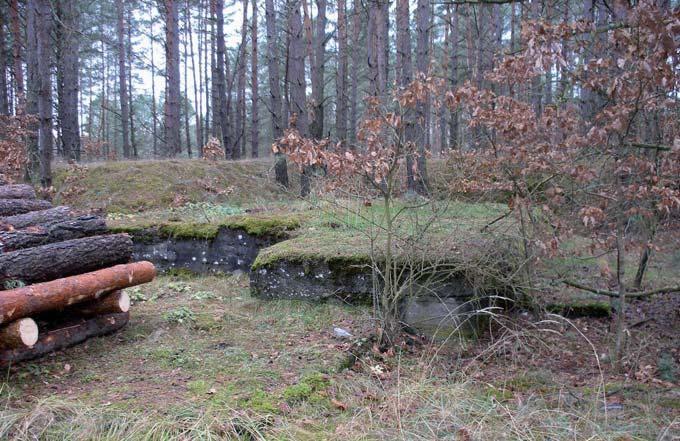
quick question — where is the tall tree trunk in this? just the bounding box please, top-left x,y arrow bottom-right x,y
162,0 -> 181,157
10,0 -> 24,113
368,0 -> 388,98
187,0 -> 202,152
25,0 -> 40,180
183,4 -> 192,157
449,4 -> 459,150
309,0 -> 326,140
35,0 -> 53,187
0,11 -> 8,116
335,0 -> 348,145
414,0 -> 429,193
204,0 -> 211,143
287,0 -> 310,196
116,0 -> 131,159
127,7 -> 136,159
213,0 -> 232,158
265,0 -> 288,186
348,0 -> 361,146
251,0 -> 259,158
150,10 -> 158,157
55,0 -> 80,162
396,0 -> 417,192
235,0 -> 248,159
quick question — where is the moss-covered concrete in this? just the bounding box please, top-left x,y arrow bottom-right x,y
110,213 -> 302,242
251,232 -> 373,271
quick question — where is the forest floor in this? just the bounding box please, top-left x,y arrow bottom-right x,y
0,159 -> 677,440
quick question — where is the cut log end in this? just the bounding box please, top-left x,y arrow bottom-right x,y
0,318 -> 39,349
119,291 -> 131,313
18,319 -> 39,347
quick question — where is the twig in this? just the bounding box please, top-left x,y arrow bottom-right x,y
481,209 -> 513,232
563,280 -> 680,298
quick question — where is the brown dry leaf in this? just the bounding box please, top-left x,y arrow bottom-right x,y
331,398 -> 348,411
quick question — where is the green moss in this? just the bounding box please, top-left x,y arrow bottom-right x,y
283,373 -> 331,404
546,301 -> 611,318
283,383 -> 313,403
158,223 -> 221,240
53,159 -> 292,214
239,390 -> 279,414
222,214 -> 301,237
107,225 -> 157,243
252,232 -> 371,271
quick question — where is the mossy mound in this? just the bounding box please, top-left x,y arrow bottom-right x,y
52,159 -> 298,214
252,231 -> 371,271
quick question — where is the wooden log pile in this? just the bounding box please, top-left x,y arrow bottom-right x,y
0,184 -> 156,365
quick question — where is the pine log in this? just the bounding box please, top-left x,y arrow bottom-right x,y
68,290 -> 130,317
0,185 -> 37,200
0,234 -> 133,287
0,206 -> 73,230
0,216 -> 107,252
0,199 -> 52,216
0,313 -> 129,365
0,318 -> 39,349
0,261 -> 155,324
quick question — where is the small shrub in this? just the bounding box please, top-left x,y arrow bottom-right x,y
164,307 -> 196,325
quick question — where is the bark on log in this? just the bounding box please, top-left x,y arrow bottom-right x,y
68,290 -> 130,317
0,318 -> 39,349
0,234 -> 133,287
0,185 -> 37,200
0,206 -> 72,230
0,261 -> 154,324
0,313 -> 129,365
0,199 -> 52,216
0,216 -> 107,252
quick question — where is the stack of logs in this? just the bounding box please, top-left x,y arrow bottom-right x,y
0,184 -> 156,365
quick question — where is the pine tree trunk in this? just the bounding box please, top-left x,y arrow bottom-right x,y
0,206 -> 72,230
0,313 -> 129,365
287,0 -> 310,196
0,234 -> 133,286
414,0 -> 429,193
213,0 -> 232,158
116,0 -> 131,159
309,0 -> 326,140
0,261 -> 154,324
0,199 -> 51,217
127,7 -> 137,158
348,0 -> 361,146
448,5 -> 459,150
183,5 -> 191,157
0,216 -> 107,253
25,0 -> 40,180
266,0 -> 288,186
163,0 -> 182,156
0,12 -> 8,115
236,0 -> 248,159
335,0 -> 348,145
150,11 -> 158,157
9,0 -> 24,112
0,185 -> 36,200
251,0 -> 259,158
187,0 -> 202,152
396,0 -> 418,193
